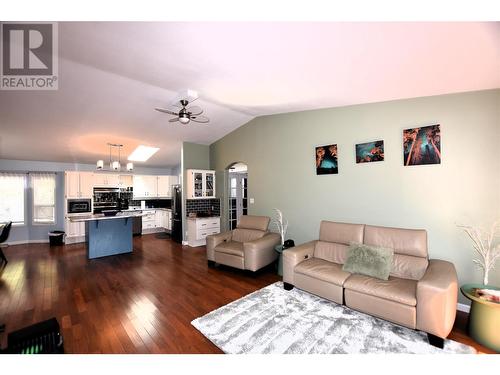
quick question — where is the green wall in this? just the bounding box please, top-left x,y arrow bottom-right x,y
181,142 -> 211,241
210,89 -> 500,304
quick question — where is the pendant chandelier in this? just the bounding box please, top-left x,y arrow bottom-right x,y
96,143 -> 133,172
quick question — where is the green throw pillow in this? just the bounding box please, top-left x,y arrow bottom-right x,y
342,243 -> 394,280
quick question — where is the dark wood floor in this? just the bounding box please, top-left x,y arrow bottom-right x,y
0,235 -> 494,353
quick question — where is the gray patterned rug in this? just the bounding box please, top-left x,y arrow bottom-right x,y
192,282 -> 476,354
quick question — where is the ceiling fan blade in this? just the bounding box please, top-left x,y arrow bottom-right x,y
169,117 -> 180,122
190,115 -> 209,123
186,105 -> 203,115
155,107 -> 178,116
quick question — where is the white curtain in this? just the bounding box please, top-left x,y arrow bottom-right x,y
31,173 -> 56,224
0,173 -> 26,224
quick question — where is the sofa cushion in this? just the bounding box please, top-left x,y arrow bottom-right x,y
215,241 -> 244,257
364,225 -> 428,258
237,215 -> 270,231
392,253 -> 429,281
344,274 -> 417,306
319,221 -> 364,244
342,243 -> 394,280
294,258 -> 351,286
231,228 -> 266,243
314,241 -> 349,264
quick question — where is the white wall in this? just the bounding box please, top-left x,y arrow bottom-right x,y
211,89 -> 500,304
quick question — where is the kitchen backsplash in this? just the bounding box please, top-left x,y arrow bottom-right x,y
186,198 -> 220,217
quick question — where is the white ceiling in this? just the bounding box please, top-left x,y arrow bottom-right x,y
0,22 -> 499,167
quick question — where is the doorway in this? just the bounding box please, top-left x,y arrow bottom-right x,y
227,163 -> 248,230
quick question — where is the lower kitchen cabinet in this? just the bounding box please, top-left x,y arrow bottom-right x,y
142,209 -> 172,234
64,218 -> 86,244
187,217 -> 220,247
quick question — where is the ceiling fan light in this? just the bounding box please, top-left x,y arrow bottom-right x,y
96,160 -> 104,170
179,116 -> 190,124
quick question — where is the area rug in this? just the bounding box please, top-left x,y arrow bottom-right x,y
191,282 -> 476,354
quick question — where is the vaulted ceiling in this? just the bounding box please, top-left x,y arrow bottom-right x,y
1,22 -> 499,167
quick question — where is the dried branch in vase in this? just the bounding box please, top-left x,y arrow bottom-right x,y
272,208 -> 288,246
457,221 -> 500,285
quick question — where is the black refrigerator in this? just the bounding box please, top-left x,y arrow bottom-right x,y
171,184 -> 183,243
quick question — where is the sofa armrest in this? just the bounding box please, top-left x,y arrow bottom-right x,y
243,232 -> 281,272
206,231 -> 232,261
283,241 -> 317,285
416,259 -> 458,339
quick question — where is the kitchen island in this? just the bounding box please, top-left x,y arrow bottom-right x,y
69,212 -> 145,259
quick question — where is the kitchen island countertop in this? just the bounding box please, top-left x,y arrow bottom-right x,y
69,212 -> 145,222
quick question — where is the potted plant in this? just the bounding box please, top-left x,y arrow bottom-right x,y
457,222 -> 500,285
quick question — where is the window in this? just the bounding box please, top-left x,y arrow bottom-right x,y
31,173 -> 56,224
0,173 -> 26,225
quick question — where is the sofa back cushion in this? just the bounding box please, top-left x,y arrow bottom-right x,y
319,221 -> 365,244
364,225 -> 428,280
237,215 -> 270,231
232,228 -> 267,243
314,241 -> 350,264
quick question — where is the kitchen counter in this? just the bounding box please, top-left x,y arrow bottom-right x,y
69,212 -> 145,222
187,215 -> 220,220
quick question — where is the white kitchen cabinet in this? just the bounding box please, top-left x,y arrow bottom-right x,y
119,175 -> 133,188
64,218 -> 85,243
141,209 -> 156,233
93,173 -> 119,187
65,171 -> 93,198
157,176 -> 171,198
133,175 -> 158,198
186,169 -> 216,199
155,210 -> 163,228
187,217 -> 220,247
169,175 -> 179,186
165,210 -> 171,230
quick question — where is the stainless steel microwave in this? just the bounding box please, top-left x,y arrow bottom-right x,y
67,198 -> 92,215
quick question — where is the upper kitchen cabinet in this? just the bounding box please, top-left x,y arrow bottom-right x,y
157,175 -> 179,198
118,174 -> 133,188
187,169 -> 216,199
93,173 -> 120,187
65,171 -> 94,198
133,175 -> 158,198
157,176 -> 171,197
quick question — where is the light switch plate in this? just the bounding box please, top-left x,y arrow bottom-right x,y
250,198 -> 255,204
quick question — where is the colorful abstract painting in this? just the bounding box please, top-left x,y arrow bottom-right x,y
403,124 -> 441,166
356,140 -> 384,163
316,144 -> 338,175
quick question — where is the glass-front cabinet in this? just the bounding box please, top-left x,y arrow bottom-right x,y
187,169 -> 217,199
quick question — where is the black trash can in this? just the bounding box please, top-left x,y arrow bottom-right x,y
48,231 -> 65,246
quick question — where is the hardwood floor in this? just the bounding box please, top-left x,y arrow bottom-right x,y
0,235 -> 494,353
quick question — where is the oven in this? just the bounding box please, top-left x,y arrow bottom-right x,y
67,198 -> 92,215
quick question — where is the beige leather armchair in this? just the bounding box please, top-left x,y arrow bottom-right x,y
206,215 -> 281,272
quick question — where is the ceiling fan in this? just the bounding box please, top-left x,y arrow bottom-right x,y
155,99 -> 209,124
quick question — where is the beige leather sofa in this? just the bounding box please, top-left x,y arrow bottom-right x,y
283,221 -> 458,348
206,215 -> 281,272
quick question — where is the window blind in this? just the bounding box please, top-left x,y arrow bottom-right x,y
31,173 -> 56,224
0,173 -> 26,225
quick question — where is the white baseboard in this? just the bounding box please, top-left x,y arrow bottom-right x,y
457,302 -> 470,313
5,239 -> 50,245
182,240 -> 188,246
